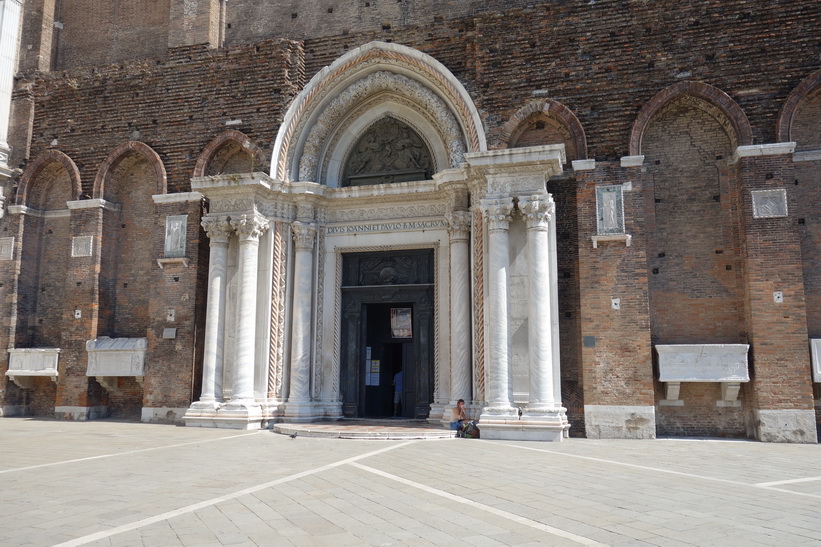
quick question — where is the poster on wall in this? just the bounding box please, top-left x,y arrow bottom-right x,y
391,308 -> 412,338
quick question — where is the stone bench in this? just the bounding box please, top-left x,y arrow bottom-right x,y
655,344 -> 750,407
5,348 -> 60,389
86,337 -> 147,394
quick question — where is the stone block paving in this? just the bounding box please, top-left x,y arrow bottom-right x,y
1,419 -> 820,546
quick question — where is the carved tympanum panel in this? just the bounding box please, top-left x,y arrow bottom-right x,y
343,117 -> 432,186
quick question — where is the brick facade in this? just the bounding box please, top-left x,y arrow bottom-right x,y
0,0 -> 819,441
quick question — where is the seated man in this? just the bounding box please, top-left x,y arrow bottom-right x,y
450,399 -> 471,431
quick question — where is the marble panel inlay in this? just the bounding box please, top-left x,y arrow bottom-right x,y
751,189 -> 788,219
86,337 -> 147,377
71,236 -> 93,257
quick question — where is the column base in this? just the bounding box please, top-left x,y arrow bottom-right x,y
479,405 -> 519,422
184,400 -> 263,430
141,406 -> 188,424
54,406 -> 110,421
479,422 -> 569,442
584,405 -> 656,439
752,409 -> 818,443
282,401 -> 322,422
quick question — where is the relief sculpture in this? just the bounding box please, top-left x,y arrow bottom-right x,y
344,117 -> 432,186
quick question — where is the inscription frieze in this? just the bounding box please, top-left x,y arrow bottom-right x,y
327,219 -> 446,235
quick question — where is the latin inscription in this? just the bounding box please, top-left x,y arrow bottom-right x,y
327,219 -> 446,234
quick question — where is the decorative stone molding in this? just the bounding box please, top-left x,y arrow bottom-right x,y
273,41 -> 486,182
328,203 -> 446,223
620,155 -> 644,168
731,142 -> 796,164
519,194 -> 554,230
297,71 -> 465,182
445,210 -> 471,240
71,236 -> 93,257
201,216 -> 233,244
572,159 -> 596,171
480,198 -> 514,231
67,199 -> 120,212
591,234 -> 632,249
6,348 -> 60,389
291,221 -> 317,250
793,150 -> 821,162
465,145 -> 565,196
86,337 -> 147,393
152,192 -> 204,204
93,141 -> 167,198
231,213 -> 269,242
656,344 -> 750,406
751,189 -> 788,219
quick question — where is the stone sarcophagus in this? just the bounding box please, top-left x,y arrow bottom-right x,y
6,348 -> 60,389
86,337 -> 147,394
655,344 -> 750,406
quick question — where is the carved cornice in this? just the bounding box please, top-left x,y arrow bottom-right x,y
480,198 -> 514,232
519,194 -> 555,230
231,213 -> 269,242
292,221 -> 317,250
201,216 -> 233,244
328,202 -> 445,223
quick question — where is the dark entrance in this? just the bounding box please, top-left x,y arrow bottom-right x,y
340,249 -> 434,418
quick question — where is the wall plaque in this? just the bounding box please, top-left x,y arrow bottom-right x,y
164,215 -> 188,257
0,236 -> 12,260
596,184 -> 625,234
751,189 -> 788,219
71,236 -> 93,257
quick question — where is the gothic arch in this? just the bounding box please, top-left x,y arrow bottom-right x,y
499,100 -> 587,161
272,41 -> 486,184
777,69 -> 821,146
16,149 -> 82,206
194,130 -> 268,177
93,141 -> 167,199
629,82 -> 752,156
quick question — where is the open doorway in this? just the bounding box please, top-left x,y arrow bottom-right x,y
339,249 -> 434,419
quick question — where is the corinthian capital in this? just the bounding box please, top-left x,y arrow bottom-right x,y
231,213 -> 269,242
201,216 -> 233,244
446,210 -> 472,240
291,221 -> 317,250
480,197 -> 514,232
519,194 -> 555,230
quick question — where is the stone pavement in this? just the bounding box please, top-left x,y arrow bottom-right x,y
1,419 -> 820,546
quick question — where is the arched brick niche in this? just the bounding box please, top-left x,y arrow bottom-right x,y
94,142 -> 166,337
194,130 -> 268,177
777,69 -> 821,149
16,150 -> 81,207
629,82 -> 752,156
13,150 -> 82,353
641,89 -> 748,437
499,100 -> 587,162
781,70 -> 821,338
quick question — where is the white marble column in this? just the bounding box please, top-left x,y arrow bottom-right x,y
479,197 -> 517,419
520,195 -> 556,409
229,213 -> 269,402
447,210 -> 472,403
286,220 -> 316,409
0,0 -> 21,176
197,217 -> 232,403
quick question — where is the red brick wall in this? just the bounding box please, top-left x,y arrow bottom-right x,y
643,101 -> 744,345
